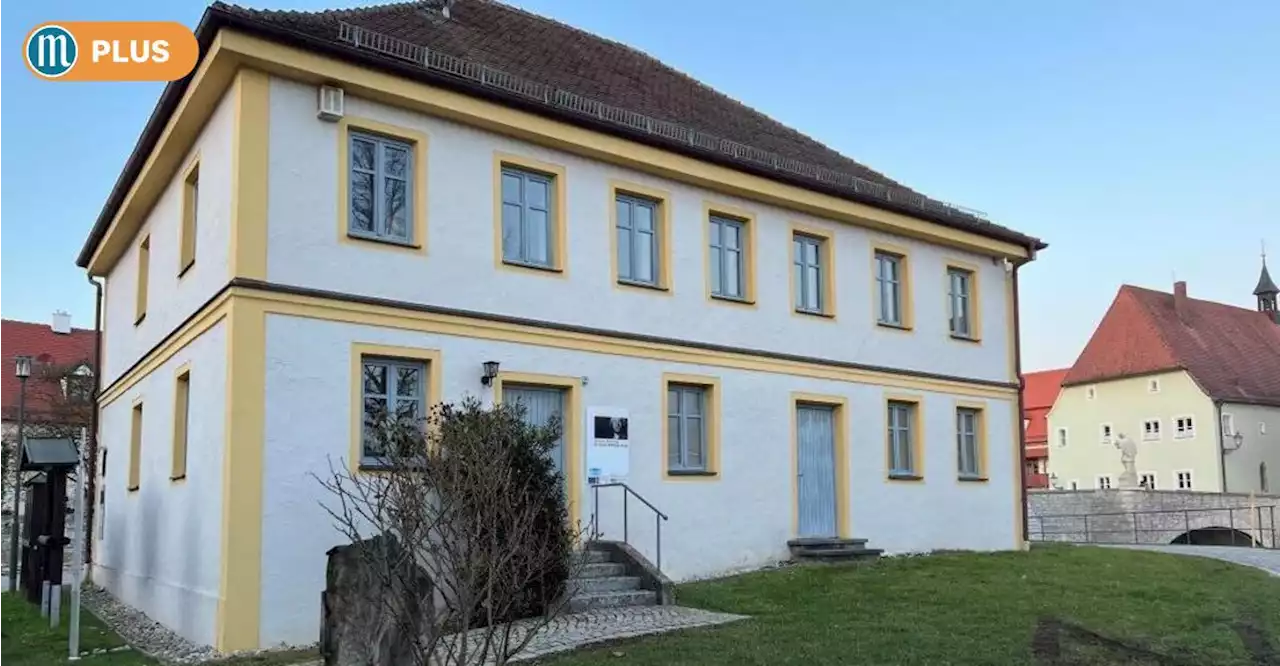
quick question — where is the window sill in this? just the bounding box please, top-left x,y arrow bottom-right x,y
794,308 -> 835,320
876,321 -> 913,332
127,485 -> 139,493
178,260 -> 195,279
666,470 -> 717,478
710,294 -> 755,307
502,259 -> 564,275
134,313 -> 146,326
617,279 -> 669,294
958,475 -> 989,483
949,334 -> 981,344
887,473 -> 923,482
346,232 -> 422,252
170,475 -> 187,483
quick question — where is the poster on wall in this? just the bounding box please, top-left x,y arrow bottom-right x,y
586,406 -> 630,485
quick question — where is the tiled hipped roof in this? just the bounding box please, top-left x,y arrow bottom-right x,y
1021,368 -> 1067,445
0,320 -> 97,421
74,0 -> 1038,259
1063,286 -> 1280,407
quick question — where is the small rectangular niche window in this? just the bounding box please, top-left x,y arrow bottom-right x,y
1100,423 -> 1113,444
1148,378 -> 1161,393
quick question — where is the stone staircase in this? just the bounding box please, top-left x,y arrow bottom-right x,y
567,542 -> 671,613
787,537 -> 883,563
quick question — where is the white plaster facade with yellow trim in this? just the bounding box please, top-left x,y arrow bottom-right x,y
86,28 -> 1034,652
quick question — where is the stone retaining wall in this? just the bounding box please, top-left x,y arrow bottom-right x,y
1028,490 -> 1279,548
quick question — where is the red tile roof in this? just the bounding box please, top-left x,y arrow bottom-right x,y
1021,368 -> 1068,446
1063,285 -> 1280,407
1,319 -> 97,421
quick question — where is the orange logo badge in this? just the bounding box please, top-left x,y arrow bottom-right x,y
24,22 -> 198,81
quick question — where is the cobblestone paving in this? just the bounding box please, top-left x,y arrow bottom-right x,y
1102,544 -> 1280,576
426,605 -> 747,664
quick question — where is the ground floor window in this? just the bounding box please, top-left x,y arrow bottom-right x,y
1096,475 -> 1113,490
1176,470 -> 1194,490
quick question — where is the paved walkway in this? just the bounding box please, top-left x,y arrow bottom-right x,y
1102,544 -> 1280,576
433,605 -> 748,664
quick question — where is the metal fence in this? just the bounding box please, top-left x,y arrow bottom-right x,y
1030,504 -> 1278,549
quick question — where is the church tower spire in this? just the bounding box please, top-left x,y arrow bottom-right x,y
1255,241 -> 1278,320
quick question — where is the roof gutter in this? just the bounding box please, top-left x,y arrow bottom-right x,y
77,6 -> 1046,268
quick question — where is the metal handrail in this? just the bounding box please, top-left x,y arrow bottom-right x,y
590,483 -> 669,570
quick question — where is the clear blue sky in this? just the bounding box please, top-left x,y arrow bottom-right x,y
3,0 -> 1277,371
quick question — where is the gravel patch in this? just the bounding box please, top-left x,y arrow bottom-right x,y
82,583 -> 220,664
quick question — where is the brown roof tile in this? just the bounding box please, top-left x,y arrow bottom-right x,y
1063,285 -> 1280,407
1,320 -> 97,421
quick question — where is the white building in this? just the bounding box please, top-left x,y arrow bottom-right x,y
77,0 -> 1044,652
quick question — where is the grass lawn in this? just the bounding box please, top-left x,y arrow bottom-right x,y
1,592 -> 317,666
540,545 -> 1280,666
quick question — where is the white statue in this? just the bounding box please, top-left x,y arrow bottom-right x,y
1115,433 -> 1139,488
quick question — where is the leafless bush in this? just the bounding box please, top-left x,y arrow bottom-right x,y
316,397 -> 583,665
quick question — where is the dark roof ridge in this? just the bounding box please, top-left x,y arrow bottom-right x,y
474,0 -> 908,192
216,0 -> 435,21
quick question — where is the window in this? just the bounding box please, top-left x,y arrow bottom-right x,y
500,164 -> 559,269
887,399 -> 921,479
792,232 -> 828,315
708,213 -> 749,301
956,407 -> 984,479
171,367 -> 190,481
1221,413 -> 1236,437
1142,418 -> 1161,441
1100,423 -> 1113,444
128,401 -> 143,491
179,159 -> 199,275
663,376 -> 720,476
135,235 -> 150,324
612,184 -> 670,290
348,131 -> 415,245
1139,472 -> 1157,490
1174,416 -> 1195,439
1096,475 -> 1113,490
360,357 -> 428,467
874,249 -> 909,327
1262,462 -> 1270,493
667,384 -> 707,472
947,266 -> 977,339
1148,378 -> 1161,393
1176,470 -> 1194,490
1086,386 -> 1097,400
1069,480 -> 1079,490
1056,427 -> 1068,448
1262,421 -> 1268,435
1023,418 -> 1031,432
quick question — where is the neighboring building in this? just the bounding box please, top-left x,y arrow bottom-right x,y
1,313 -> 97,436
75,0 -> 1044,651
1021,368 -> 1067,489
1047,267 -> 1280,495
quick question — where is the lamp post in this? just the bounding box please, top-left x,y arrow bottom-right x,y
8,355 -> 32,593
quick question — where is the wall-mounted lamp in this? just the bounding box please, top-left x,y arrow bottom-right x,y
480,361 -> 500,386
1225,431 -> 1244,453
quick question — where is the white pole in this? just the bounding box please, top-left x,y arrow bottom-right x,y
68,427 -> 87,660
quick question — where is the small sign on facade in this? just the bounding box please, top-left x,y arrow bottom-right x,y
586,406 -> 629,484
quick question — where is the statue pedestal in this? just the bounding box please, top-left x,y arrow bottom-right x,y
1117,471 -> 1139,489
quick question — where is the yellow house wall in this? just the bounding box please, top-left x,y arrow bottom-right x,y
1046,370 -> 1222,492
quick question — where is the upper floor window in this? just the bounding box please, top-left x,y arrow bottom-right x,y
947,267 -> 976,339
349,131 -> 414,245
1142,418 -> 1161,441
1139,472 -> 1157,490
1086,386 -> 1097,400
1148,378 -> 1161,393
615,193 -> 660,287
1100,423 -> 1113,444
1174,416 -> 1195,439
180,160 -> 199,275
1221,413 -> 1236,437
361,356 -> 427,467
1056,427 -> 1068,448
875,250 -> 906,327
135,235 -> 150,325
792,233 -> 826,314
500,166 -> 556,269
1176,470 -> 1194,490
1096,475 -> 1113,490
709,214 -> 747,300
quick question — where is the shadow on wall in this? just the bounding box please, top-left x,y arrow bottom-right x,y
1171,527 -> 1258,547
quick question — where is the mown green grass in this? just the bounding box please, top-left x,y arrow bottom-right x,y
540,545 -> 1280,666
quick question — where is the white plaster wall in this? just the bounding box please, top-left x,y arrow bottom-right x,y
259,313 -> 1019,646
1222,402 -> 1280,494
93,321 -> 226,647
102,89 -> 236,386
1046,371 -> 1222,492
265,77 -> 1013,384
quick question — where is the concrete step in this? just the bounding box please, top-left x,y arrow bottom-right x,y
567,575 -> 643,595
567,589 -> 657,613
787,537 -> 869,550
572,549 -> 612,565
577,562 -> 627,579
793,547 -> 884,562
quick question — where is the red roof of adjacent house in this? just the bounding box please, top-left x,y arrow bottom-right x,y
1022,368 -> 1068,446
1063,284 -> 1280,407
1,319 -> 97,420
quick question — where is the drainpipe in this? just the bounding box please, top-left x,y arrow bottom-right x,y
1215,401 -> 1227,492
1012,248 -> 1033,543
83,274 -> 104,567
